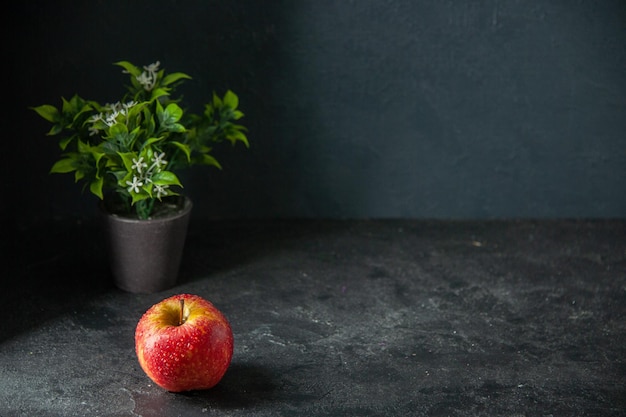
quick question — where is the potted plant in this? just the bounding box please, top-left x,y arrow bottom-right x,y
32,60 -> 249,293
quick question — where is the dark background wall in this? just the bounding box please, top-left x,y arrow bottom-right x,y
5,1 -> 626,226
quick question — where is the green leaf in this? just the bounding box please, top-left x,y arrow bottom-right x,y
201,154 -> 222,169
169,123 -> 186,133
227,129 -> 249,147
131,192 -> 151,205
158,103 -> 186,133
118,152 -> 138,172
141,183 -> 154,198
163,103 -> 183,123
116,170 -> 133,188
114,61 -> 141,77
144,136 -> 165,147
47,125 -> 63,136
107,123 -> 132,149
170,141 -> 191,162
59,136 -> 74,150
92,151 -> 106,178
31,104 -> 60,123
161,72 -> 192,86
223,90 -> 239,109
50,158 -> 76,174
150,88 -> 170,101
212,92 -> 223,108
152,170 -> 182,187
90,177 -> 104,199
232,109 -> 245,120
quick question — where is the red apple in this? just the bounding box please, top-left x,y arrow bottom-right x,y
135,293 -> 234,392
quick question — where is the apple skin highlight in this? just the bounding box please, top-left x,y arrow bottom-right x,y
135,294 -> 234,392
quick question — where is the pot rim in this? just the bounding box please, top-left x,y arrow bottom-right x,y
99,196 -> 193,224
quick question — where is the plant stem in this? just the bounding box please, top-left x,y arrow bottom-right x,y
136,198 -> 155,219
179,298 -> 185,325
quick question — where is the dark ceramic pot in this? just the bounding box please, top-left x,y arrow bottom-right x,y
100,197 -> 193,294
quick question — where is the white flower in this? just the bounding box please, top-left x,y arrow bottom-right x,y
88,113 -> 103,124
144,61 -> 161,72
136,61 -> 161,91
105,102 -> 122,112
131,157 -> 148,174
123,100 -> 137,110
105,110 -> 120,127
136,72 -> 153,90
126,176 -> 143,193
152,152 -> 168,169
88,125 -> 100,136
154,184 -> 169,198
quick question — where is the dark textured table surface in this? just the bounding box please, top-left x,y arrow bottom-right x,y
2,218 -> 625,416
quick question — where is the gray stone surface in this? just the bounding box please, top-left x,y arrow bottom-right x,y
2,219 -> 625,416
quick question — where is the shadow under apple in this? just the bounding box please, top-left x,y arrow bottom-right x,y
177,362 -> 279,409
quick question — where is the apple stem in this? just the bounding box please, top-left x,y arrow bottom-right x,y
179,298 -> 185,325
